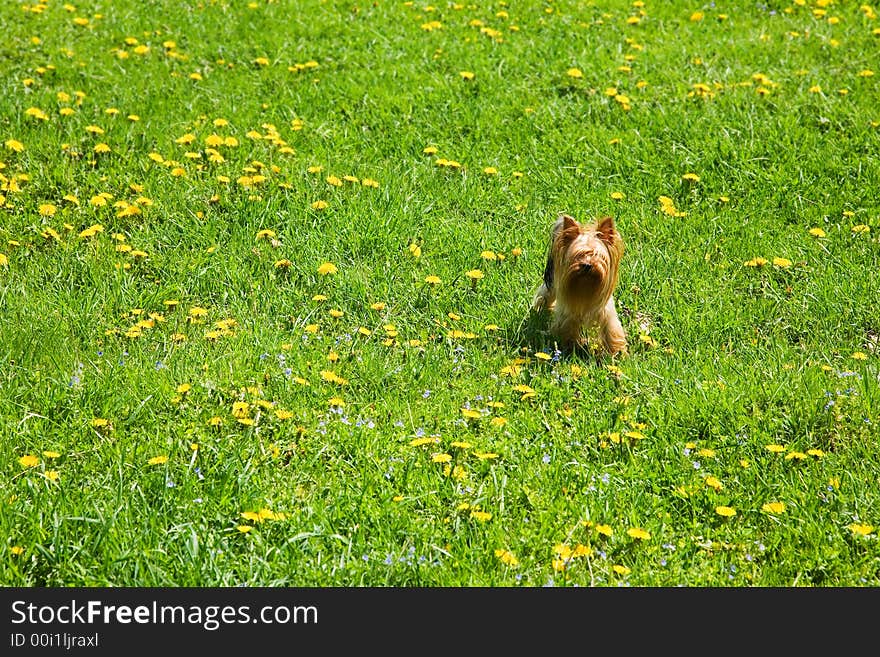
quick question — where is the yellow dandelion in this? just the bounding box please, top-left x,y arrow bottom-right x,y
715,505 -> 736,517
494,549 -> 519,567
566,67 -> 583,79
19,454 -> 40,468
762,502 -> 786,514
627,527 -> 651,540
848,523 -> 875,536
317,261 -> 338,275
148,455 -> 168,466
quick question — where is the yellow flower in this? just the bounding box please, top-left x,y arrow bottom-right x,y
772,257 -> 792,268
852,352 -> 868,361
432,453 -> 452,463
317,261 -> 338,275
19,454 -> 40,468
765,443 -> 786,453
715,505 -> 736,517
470,510 -> 492,522
465,269 -> 484,281
595,524 -> 613,537
236,525 -> 253,533
424,274 -> 442,285
809,227 -> 826,238
11,546 -> 25,555
704,476 -> 723,491
682,172 -> 701,183
311,200 -> 328,210
566,67 -> 583,79
494,549 -> 519,566
612,564 -> 631,575
43,450 -> 61,459
148,455 -> 168,465
610,191 -> 625,200
459,71 -> 475,80
176,383 -> 191,394
762,502 -> 786,514
848,523 -> 875,536
627,527 -> 651,540
39,203 -> 57,216
5,138 -> 25,152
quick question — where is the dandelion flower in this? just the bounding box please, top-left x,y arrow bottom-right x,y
762,502 -> 786,514
566,68 -> 583,79
19,454 -> 40,468
459,71 -> 475,80
494,549 -> 519,566
849,523 -> 875,536
627,527 -> 651,540
715,505 -> 736,517
148,455 -> 168,465
317,261 -> 338,275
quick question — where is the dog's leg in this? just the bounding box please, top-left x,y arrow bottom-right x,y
551,306 -> 584,348
531,282 -> 555,311
599,296 -> 627,356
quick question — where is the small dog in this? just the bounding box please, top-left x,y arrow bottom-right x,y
531,213 -> 627,355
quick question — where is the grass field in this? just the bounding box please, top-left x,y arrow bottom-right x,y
1,0 -> 879,586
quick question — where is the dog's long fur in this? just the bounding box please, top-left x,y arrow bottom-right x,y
532,213 -> 627,355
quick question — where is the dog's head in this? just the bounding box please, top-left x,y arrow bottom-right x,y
551,213 -> 623,307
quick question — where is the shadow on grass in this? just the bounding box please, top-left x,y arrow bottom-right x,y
507,308 -> 612,366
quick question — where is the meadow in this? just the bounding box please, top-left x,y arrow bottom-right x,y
1,0 -> 878,586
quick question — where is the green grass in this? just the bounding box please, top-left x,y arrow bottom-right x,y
1,0 -> 879,586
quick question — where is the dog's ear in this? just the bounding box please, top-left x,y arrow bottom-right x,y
554,214 -> 580,246
560,214 -> 579,233
596,216 -> 622,246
